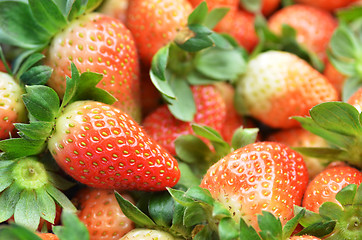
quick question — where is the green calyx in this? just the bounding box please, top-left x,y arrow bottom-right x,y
294,101 -> 362,169
12,157 -> 48,190
295,183 -> 362,240
150,2 -> 247,122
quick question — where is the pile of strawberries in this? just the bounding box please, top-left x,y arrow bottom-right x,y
0,0 -> 361,240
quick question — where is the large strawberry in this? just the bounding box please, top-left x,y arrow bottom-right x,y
72,188 -> 134,240
234,51 -> 338,129
200,141 -> 309,230
294,0 -> 358,11
0,0 -> 141,122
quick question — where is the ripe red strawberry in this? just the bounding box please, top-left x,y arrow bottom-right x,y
120,229 -> 179,239
200,141 -> 309,230
37,233 -> 59,240
142,85 -> 227,155
188,0 -> 238,10
268,4 -> 337,63
72,188 -> 134,240
294,0 -> 359,11
126,0 -> 192,66
302,165 -> 362,213
234,51 -> 338,128
260,0 -> 281,15
0,72 -> 27,139
98,0 -> 129,23
267,128 -> 329,179
45,13 -> 141,122
48,100 -> 180,190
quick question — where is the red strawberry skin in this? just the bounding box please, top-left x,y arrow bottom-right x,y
45,13 -> 141,122
302,165 -> 362,213
72,188 -> 135,240
37,233 -> 59,240
48,101 -> 180,191
126,0 -> 192,66
200,141 -> 309,229
294,0 -> 358,11
142,85 -> 227,155
0,72 -> 27,139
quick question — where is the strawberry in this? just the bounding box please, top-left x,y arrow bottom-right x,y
294,0 -> 359,11
37,233 -> 59,240
98,0 -> 129,23
126,0 -> 192,66
289,236 -> 321,240
267,128 -> 329,179
120,229 -> 180,240
235,51 -> 338,129
200,141 -> 309,230
0,71 -> 27,139
268,4 -> 338,63
0,1 -> 141,122
72,188 -> 134,240
302,165 -> 362,213
142,85 -> 226,155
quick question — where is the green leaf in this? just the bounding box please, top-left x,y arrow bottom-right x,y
15,122 -> 53,140
35,188 -> 56,224
175,134 -> 213,164
204,8 -> 230,30
188,1 -> 208,25
0,1 -> 50,48
342,76 -> 362,102
53,0 -> 74,17
195,47 -> 246,80
187,71 -> 220,85
15,53 -> 45,79
296,220 -> 336,238
354,183 -> 362,205
231,127 -> 259,150
0,175 -> 13,193
293,147 -> 349,162
23,85 -> 60,122
329,25 -> 361,61
208,32 -> 234,50
14,189 -> 40,231
328,51 -> 357,76
148,191 -> 174,227
185,186 -> 214,205
47,172 -> 75,191
170,201 -> 191,236
19,65 -> 52,86
176,162 -> 202,188
319,202 -> 344,220
114,191 -> 156,227
294,205 -> 324,227
28,0 -> 68,35
176,25 -> 214,52
212,201 -> 231,218
336,184 -> 357,206
218,217 -> 239,240
45,184 -> 76,212
53,210 -> 90,240
68,0 -> 103,20
241,0 -> 262,13
0,183 -> 22,223
193,225 -> 214,240
150,45 -> 175,99
0,224 -> 42,240
191,124 -> 225,144
258,211 -> 283,240
183,203 -> 207,227
239,217 -> 261,240
167,76 -> 196,122
283,208 -> 305,239
310,102 -> 362,136
0,138 -> 46,160
167,188 -> 195,207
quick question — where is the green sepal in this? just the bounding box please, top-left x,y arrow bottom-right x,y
175,134 -> 214,164
258,211 -> 283,240
354,183 -> 362,205
204,8 -> 230,29
170,201 -> 193,237
45,184 -> 76,212
240,0 -> 262,13
212,201 -> 231,219
185,186 -> 215,205
52,210 -> 90,240
19,65 -> 52,86
14,122 -> 53,140
12,49 -> 40,76
295,220 -> 336,238
46,171 -> 75,191
294,205 -> 324,228
15,52 -> 45,79
23,85 -> 60,122
0,161 -> 14,192
13,189 -> 40,231
188,1 -> 208,26
0,138 -> 46,160
0,1 -> 50,48
336,183 -> 357,206
176,25 -> 214,52
67,0 -> 103,21
231,127 -> 259,150
292,147 -> 348,162
176,162 -> 202,188
218,217 -> 239,240
342,75 -> 362,102
183,203 -> 208,227
0,183 -> 22,223
282,208 -> 306,239
187,71 -> 222,85
167,76 -> 196,122
167,188 -> 196,207
148,191 -> 174,227
239,217 -> 261,240
61,63 -> 116,108
319,202 -> 344,221
193,225 -> 215,240
0,224 -> 42,240
35,187 -> 56,224
114,190 -> 156,227
28,0 -> 68,36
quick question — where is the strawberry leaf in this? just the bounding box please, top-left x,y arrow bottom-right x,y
53,210 -> 90,240
15,122 -> 53,140
296,220 -> 336,238
294,205 -> 324,228
183,203 -> 207,227
28,0 -> 68,36
175,134 -> 213,164
45,184 -> 76,212
185,186 -> 215,205
258,211 -> 283,239
15,52 -> 45,79
336,6 -> 362,24
114,190 -> 156,227
292,147 -> 348,162
35,187 -> 56,224
231,127 -> 259,150
282,208 -> 306,239
204,8 -> 229,29
167,188 -> 195,207
240,0 -> 262,13
0,138 -> 46,160
0,224 -> 42,240
188,1 -> 208,25
239,218 -> 261,239
193,225 -> 215,240
177,162 -> 202,188
218,217 -> 239,240
342,76 -> 362,101
319,202 -> 344,220
354,183 -> 362,205
14,189 -> 40,231
19,65 -> 52,86
148,192 -> 174,227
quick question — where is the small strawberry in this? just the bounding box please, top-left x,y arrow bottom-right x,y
143,85 -> 227,155
120,229 -> 181,240
126,0 -> 192,66
37,233 -> 59,240
234,51 -> 338,128
200,141 -> 309,230
294,0 -> 359,11
268,4 -> 338,63
72,188 -> 134,240
302,165 -> 362,213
